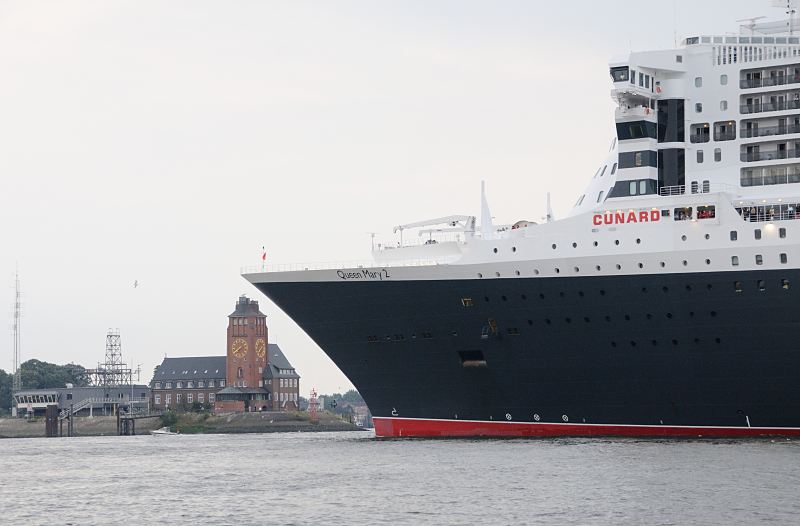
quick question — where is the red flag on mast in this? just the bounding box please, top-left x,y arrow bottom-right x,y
261,246 -> 267,261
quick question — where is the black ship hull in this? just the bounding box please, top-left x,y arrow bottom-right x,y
251,269 -> 800,437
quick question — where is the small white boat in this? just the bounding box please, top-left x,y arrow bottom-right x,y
150,426 -> 179,435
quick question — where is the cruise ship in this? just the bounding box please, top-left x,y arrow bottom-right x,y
244,16 -> 800,437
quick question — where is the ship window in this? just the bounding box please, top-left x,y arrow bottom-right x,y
734,281 -> 743,293
674,207 -> 692,220
630,69 -> 636,84
697,151 -> 704,164
639,180 -> 647,194
461,298 -> 474,307
756,254 -> 763,265
458,350 -> 487,368
755,229 -> 762,240
758,280 -> 766,291
629,181 -> 637,195
695,103 -> 703,113
721,100 -> 728,111
676,55 -> 683,63
720,74 -> 728,85
610,66 -> 630,82
714,148 -> 722,162
730,231 -> 738,241
702,180 -> 710,193
697,206 -> 715,219
507,328 -> 520,336
691,181 -> 699,193
611,163 -> 617,175
782,279 -> 791,290
695,77 -> 703,87
600,165 -> 607,178
597,190 -> 605,203
780,227 -> 787,238
781,253 -> 788,264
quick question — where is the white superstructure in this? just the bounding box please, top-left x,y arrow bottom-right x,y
246,16 -> 800,285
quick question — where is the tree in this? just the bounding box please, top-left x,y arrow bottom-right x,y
19,359 -> 90,390
0,370 -> 11,413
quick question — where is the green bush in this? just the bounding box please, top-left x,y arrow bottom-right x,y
160,410 -> 178,428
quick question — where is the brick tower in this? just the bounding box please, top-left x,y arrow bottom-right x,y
226,295 -> 268,390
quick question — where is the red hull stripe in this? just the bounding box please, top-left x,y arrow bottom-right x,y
373,417 -> 800,438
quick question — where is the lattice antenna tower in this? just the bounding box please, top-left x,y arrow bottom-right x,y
12,270 -> 21,391
89,329 -> 132,386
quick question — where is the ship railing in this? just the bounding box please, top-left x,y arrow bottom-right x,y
741,123 -> 800,138
741,149 -> 800,162
375,232 -> 466,249
241,257 -> 460,274
741,99 -> 800,115
660,183 -> 742,197
740,74 -> 800,90
659,185 -> 686,196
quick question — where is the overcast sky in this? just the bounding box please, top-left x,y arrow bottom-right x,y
0,0 -> 781,394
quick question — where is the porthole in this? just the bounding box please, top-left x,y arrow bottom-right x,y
616,264 -> 622,270
527,320 -> 533,326
666,313 -> 673,319
555,268 -> 560,274
624,315 -> 631,321
552,244 -> 557,250
493,248 -> 498,253
501,295 -> 507,301
705,259 -> 711,265
615,240 -> 620,246
782,279 -> 791,290
512,247 -> 517,252
477,273 -> 483,278
565,318 -> 572,324
662,286 -> 669,293
705,234 -> 710,240
651,340 -> 658,346
495,272 -> 501,277
685,285 -> 692,291
681,235 -> 687,241
515,270 -> 521,276
545,318 -> 551,324
710,311 -> 717,317
593,241 -> 599,247
484,296 -> 490,302
596,265 -> 601,271
584,317 -> 590,323
660,261 -> 666,268
694,338 -> 700,344
521,294 -> 527,300
682,260 -> 688,266
707,284 -> 713,290
636,238 -> 641,244
758,280 -> 766,292
534,269 -> 540,275
689,311 -> 695,318
559,292 -> 565,298
641,287 -> 647,293
630,341 -> 637,347
572,242 -> 578,248
638,263 -> 644,269
646,313 -> 653,320
672,339 -> 679,346
604,315 -> 611,322
611,341 -> 617,347
600,290 -> 606,296
715,338 -> 721,344
539,293 -> 545,299
574,267 -> 580,273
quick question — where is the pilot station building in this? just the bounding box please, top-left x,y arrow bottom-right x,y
150,296 -> 300,412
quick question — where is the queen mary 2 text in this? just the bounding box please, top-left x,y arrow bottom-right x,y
593,209 -> 661,226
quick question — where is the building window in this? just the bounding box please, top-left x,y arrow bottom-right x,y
176,394 -> 182,404
154,382 -> 161,389
165,394 -> 172,405
237,367 -> 243,378
714,148 -> 722,162
198,381 -> 204,388
209,393 -> 215,403
187,394 -> 193,404
258,367 -> 263,374
697,150 -> 704,163
720,74 -> 728,85
198,393 -> 204,403
219,380 -> 225,387
187,381 -> 193,389
176,381 -> 182,389
695,77 -> 703,87
155,395 -> 161,405
165,382 -> 172,389
208,380 -> 214,388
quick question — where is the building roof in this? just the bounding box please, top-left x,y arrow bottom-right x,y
264,344 -> 300,379
229,295 -> 265,318
152,356 -> 226,383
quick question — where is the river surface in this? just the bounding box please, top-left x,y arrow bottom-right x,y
0,431 -> 798,525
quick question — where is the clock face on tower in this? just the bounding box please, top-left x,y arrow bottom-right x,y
231,338 -> 248,359
255,338 -> 266,359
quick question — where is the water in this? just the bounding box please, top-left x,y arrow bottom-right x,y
1,432 -> 799,525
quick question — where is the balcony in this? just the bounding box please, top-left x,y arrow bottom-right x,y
741,99 -> 800,114
741,123 -> 800,138
714,131 -> 737,141
740,74 -> 800,89
740,148 -> 800,162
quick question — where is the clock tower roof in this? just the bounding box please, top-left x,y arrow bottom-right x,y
229,295 -> 265,318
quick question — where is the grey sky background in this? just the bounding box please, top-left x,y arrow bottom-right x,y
0,0 -> 778,393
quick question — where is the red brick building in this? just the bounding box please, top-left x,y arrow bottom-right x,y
150,296 -> 300,412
